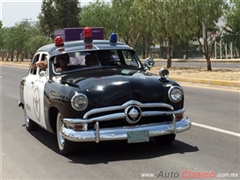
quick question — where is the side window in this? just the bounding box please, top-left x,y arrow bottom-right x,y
109,50 -> 122,66
40,53 -> 48,72
122,50 -> 138,66
29,54 -> 40,75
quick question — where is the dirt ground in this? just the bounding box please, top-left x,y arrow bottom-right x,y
149,66 -> 240,82
1,60 -> 240,82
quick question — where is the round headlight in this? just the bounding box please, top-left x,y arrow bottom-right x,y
168,86 -> 183,102
71,93 -> 88,111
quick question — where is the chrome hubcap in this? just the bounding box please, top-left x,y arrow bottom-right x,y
58,114 -> 65,149
59,129 -> 65,147
25,115 -> 30,127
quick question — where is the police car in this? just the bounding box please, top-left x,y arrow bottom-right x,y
18,27 -> 191,155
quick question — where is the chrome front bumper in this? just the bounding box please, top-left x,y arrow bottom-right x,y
61,118 -> 191,143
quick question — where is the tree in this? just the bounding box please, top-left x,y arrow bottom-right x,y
3,27 -> 18,61
1,21 -> 44,61
25,36 -> 52,58
185,0 -> 228,70
14,23 -> 33,61
80,0 -> 113,39
23,22 -> 52,58
0,22 -> 4,60
145,0 -> 182,68
222,0 -> 240,58
225,0 -> 240,33
110,0 -> 146,49
38,0 -> 80,38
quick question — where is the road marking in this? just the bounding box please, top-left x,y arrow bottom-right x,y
192,122 -> 240,137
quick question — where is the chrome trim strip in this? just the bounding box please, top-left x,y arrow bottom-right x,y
83,100 -> 174,119
61,118 -> 191,142
63,109 -> 185,124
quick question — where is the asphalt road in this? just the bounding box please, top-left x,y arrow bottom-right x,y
156,61 -> 240,68
1,66 -> 240,180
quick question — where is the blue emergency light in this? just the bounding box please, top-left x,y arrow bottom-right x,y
110,33 -> 117,44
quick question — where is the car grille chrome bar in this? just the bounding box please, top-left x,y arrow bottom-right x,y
83,100 -> 174,119
63,108 -> 184,124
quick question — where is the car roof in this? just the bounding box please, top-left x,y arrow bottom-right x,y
37,40 -> 134,57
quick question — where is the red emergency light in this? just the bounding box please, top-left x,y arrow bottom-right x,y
84,27 -> 92,38
54,36 -> 64,46
84,27 -> 93,45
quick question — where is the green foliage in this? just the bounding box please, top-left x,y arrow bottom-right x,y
1,21 -> 51,60
24,35 -> 52,55
224,0 -> 240,33
79,0 -> 237,69
3,27 -> 18,53
2,0 -> 240,69
80,0 -> 113,39
0,21 -> 3,49
38,0 -> 80,38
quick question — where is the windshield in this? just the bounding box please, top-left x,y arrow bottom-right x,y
50,49 -> 142,75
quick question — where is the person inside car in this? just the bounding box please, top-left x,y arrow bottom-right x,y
85,54 -> 94,66
29,56 -> 48,71
98,51 -> 113,66
55,54 -> 70,71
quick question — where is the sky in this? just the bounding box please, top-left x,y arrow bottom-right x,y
0,0 -> 105,27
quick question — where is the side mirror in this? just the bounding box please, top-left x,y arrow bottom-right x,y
143,57 -> 155,70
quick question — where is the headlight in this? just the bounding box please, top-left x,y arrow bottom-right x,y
71,93 -> 88,111
168,86 -> 183,102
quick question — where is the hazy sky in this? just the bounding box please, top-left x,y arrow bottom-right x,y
0,0 -> 103,27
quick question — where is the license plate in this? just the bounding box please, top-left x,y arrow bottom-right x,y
127,130 -> 149,143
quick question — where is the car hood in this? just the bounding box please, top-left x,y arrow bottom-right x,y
60,68 -> 167,106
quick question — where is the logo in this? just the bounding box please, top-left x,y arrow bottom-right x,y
125,105 -> 141,124
33,87 -> 40,121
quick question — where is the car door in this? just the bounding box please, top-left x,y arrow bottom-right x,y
24,53 -> 49,129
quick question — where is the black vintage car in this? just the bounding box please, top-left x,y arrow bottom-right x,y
18,28 -> 191,155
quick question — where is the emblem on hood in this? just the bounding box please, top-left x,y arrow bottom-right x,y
125,105 -> 142,124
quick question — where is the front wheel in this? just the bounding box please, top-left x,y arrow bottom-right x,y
154,134 -> 176,145
56,112 -> 77,155
24,109 -> 39,131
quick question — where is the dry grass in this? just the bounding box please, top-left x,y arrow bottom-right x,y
150,66 -> 240,82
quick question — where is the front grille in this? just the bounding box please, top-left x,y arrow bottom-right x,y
88,115 -> 172,129
83,100 -> 181,130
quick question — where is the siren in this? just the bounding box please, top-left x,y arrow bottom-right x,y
84,27 -> 93,44
54,36 -> 64,46
110,33 -> 117,46
110,33 -> 117,43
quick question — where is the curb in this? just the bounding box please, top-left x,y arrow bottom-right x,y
153,59 -> 240,63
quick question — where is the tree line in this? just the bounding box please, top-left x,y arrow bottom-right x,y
0,0 -> 239,70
